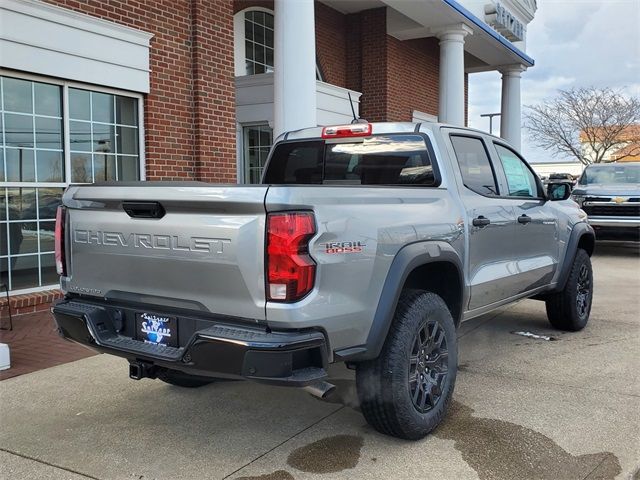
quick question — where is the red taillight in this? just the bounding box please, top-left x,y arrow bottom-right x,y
55,206 -> 66,276
266,212 -> 316,302
321,123 -> 372,139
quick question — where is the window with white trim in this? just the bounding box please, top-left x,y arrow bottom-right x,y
243,124 -> 273,183
234,8 -> 324,80
1,74 -> 143,292
243,10 -> 274,75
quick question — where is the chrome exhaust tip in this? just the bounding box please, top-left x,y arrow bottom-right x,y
303,381 -> 336,399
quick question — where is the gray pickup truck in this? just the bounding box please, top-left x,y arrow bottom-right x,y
571,163 -> 640,241
52,122 -> 595,440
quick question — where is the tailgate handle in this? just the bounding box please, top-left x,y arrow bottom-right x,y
122,202 -> 165,219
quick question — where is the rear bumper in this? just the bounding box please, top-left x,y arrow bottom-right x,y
52,299 -> 328,386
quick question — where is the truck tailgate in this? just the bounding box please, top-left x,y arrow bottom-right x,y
62,183 -> 268,320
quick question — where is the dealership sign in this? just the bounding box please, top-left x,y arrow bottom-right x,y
484,2 -> 525,42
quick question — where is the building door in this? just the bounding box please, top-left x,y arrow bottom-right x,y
243,124 -> 272,183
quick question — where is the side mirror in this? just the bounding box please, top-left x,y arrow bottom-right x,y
547,182 -> 572,201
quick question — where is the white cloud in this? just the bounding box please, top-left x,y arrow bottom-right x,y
468,0 -> 640,163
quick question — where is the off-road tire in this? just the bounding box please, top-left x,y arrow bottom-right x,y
545,248 -> 593,331
356,290 -> 457,440
157,369 -> 214,388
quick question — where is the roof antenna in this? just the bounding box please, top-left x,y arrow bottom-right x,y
348,92 -> 367,124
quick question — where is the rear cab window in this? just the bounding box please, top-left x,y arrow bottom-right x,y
263,134 -> 438,186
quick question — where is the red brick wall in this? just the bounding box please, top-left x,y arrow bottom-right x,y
345,13 -> 363,93
346,7 -> 441,123
387,37 -> 439,121
233,0 -> 272,14
1,290 -> 62,317
43,0 -> 236,182
192,0 -> 236,182
315,2 -> 347,87
358,8 -> 388,122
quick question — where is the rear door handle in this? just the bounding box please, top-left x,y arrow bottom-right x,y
472,216 -> 491,227
518,214 -> 532,224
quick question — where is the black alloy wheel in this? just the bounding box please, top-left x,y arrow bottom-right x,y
409,320 -> 449,413
576,263 -> 591,319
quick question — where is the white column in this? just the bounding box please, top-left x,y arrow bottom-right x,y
274,0 -> 317,138
500,65 -> 526,150
436,24 -> 472,126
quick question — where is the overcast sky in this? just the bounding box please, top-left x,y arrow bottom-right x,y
468,0 -> 640,163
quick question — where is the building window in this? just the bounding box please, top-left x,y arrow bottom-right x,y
244,10 -> 274,75
1,74 -> 143,293
243,125 -> 272,183
69,88 -> 140,183
234,8 -> 323,80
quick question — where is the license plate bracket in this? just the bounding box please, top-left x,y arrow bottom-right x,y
136,312 -> 178,347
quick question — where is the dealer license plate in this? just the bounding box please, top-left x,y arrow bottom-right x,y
136,312 -> 178,347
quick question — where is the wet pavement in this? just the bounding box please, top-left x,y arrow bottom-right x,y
0,243 -> 638,479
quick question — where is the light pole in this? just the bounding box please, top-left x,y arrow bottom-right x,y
480,112 -> 501,135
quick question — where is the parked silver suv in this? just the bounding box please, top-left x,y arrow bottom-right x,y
52,122 -> 595,440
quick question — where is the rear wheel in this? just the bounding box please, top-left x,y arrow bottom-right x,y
356,290 -> 457,440
545,248 -> 593,331
157,369 -> 214,388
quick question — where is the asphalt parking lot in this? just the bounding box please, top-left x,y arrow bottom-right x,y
1,243 -> 638,480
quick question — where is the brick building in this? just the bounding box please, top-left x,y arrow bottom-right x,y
0,0 -> 536,307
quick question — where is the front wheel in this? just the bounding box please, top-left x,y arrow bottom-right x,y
545,248 -> 593,331
356,290 -> 457,440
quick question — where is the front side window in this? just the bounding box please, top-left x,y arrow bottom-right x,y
494,144 -> 540,198
1,75 -> 142,292
450,135 -> 498,196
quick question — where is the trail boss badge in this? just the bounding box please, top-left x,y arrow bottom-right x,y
323,241 -> 366,254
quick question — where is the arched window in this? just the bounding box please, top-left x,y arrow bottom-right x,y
234,8 -> 274,76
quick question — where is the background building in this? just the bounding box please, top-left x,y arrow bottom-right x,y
580,125 -> 640,164
0,0 -> 536,303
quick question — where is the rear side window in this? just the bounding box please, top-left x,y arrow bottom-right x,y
450,135 -> 498,196
262,141 -> 324,184
263,134 -> 436,186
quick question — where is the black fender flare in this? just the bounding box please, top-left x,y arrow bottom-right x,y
553,222 -> 595,292
341,241 -> 464,362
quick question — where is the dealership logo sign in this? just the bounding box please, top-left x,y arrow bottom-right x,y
140,313 -> 172,344
484,2 -> 525,42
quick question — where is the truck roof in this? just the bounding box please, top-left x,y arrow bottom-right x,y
277,121 -> 505,144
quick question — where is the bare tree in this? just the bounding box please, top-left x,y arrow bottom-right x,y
524,87 -> 640,165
